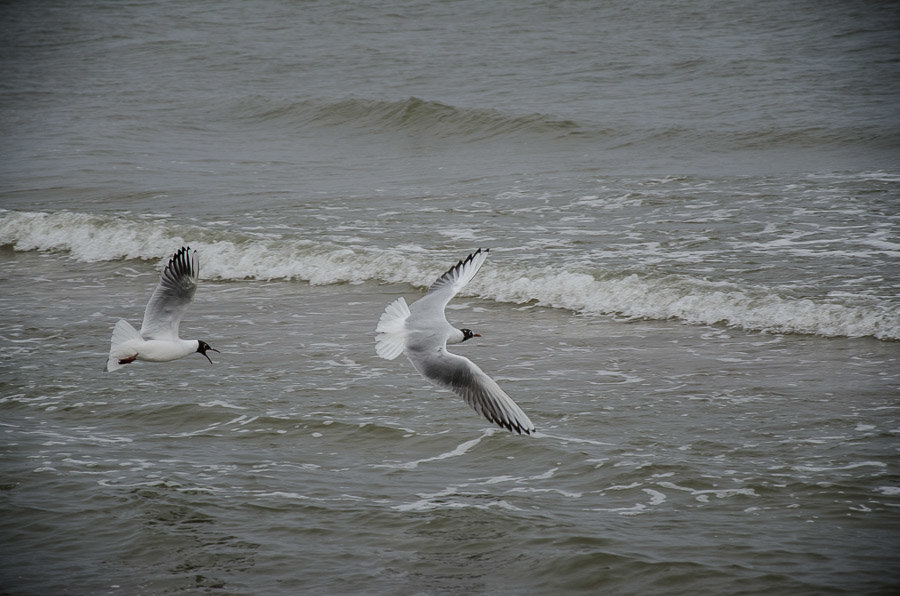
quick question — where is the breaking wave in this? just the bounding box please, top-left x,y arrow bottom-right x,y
2,209 -> 897,340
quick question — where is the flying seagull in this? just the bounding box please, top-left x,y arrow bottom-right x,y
107,246 -> 218,372
375,248 -> 534,434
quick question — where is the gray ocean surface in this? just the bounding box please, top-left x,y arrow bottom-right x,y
1,1 -> 899,594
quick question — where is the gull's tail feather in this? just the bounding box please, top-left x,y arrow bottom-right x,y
107,319 -> 141,372
375,297 -> 410,360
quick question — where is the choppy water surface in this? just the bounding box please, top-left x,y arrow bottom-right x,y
3,251 -> 897,594
1,1 -> 898,594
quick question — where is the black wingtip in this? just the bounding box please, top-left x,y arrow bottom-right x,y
454,248 -> 488,272
488,414 -> 533,435
165,246 -> 197,278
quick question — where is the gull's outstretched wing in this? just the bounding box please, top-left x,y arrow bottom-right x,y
409,248 -> 489,318
140,246 -> 199,340
408,346 -> 535,435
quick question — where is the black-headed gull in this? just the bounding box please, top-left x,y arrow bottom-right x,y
375,248 -> 535,434
107,246 -> 218,372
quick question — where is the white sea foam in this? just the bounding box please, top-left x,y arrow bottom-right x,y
392,484 -> 523,512
3,209 -> 898,340
643,488 -> 667,505
793,461 -> 888,473
393,495 -> 523,513
373,431 -> 492,470
198,400 -> 248,410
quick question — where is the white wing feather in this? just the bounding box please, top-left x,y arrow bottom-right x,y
140,247 -> 199,340
409,248 -> 489,318
408,348 -> 535,435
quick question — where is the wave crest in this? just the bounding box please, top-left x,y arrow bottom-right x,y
224,95 -> 894,153
2,209 -> 897,340
229,95 -> 583,141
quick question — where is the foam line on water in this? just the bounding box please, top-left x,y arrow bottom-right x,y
2,209 -> 897,340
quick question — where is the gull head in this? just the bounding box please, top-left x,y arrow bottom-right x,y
196,340 -> 220,364
460,328 -> 482,342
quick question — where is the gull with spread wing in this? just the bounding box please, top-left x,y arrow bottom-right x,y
107,246 -> 218,372
375,248 -> 535,434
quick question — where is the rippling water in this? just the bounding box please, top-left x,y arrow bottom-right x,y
1,1 -> 898,594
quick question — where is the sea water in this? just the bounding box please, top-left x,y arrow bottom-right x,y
1,1 -> 898,594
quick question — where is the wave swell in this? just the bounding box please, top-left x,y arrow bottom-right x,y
229,95 -> 583,141
222,95 -> 897,154
2,209 -> 897,340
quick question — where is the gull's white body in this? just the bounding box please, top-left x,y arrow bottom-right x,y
110,319 -> 200,362
375,248 -> 535,434
107,247 -> 209,372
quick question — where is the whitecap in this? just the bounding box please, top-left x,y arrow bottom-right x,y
4,208 -> 898,340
